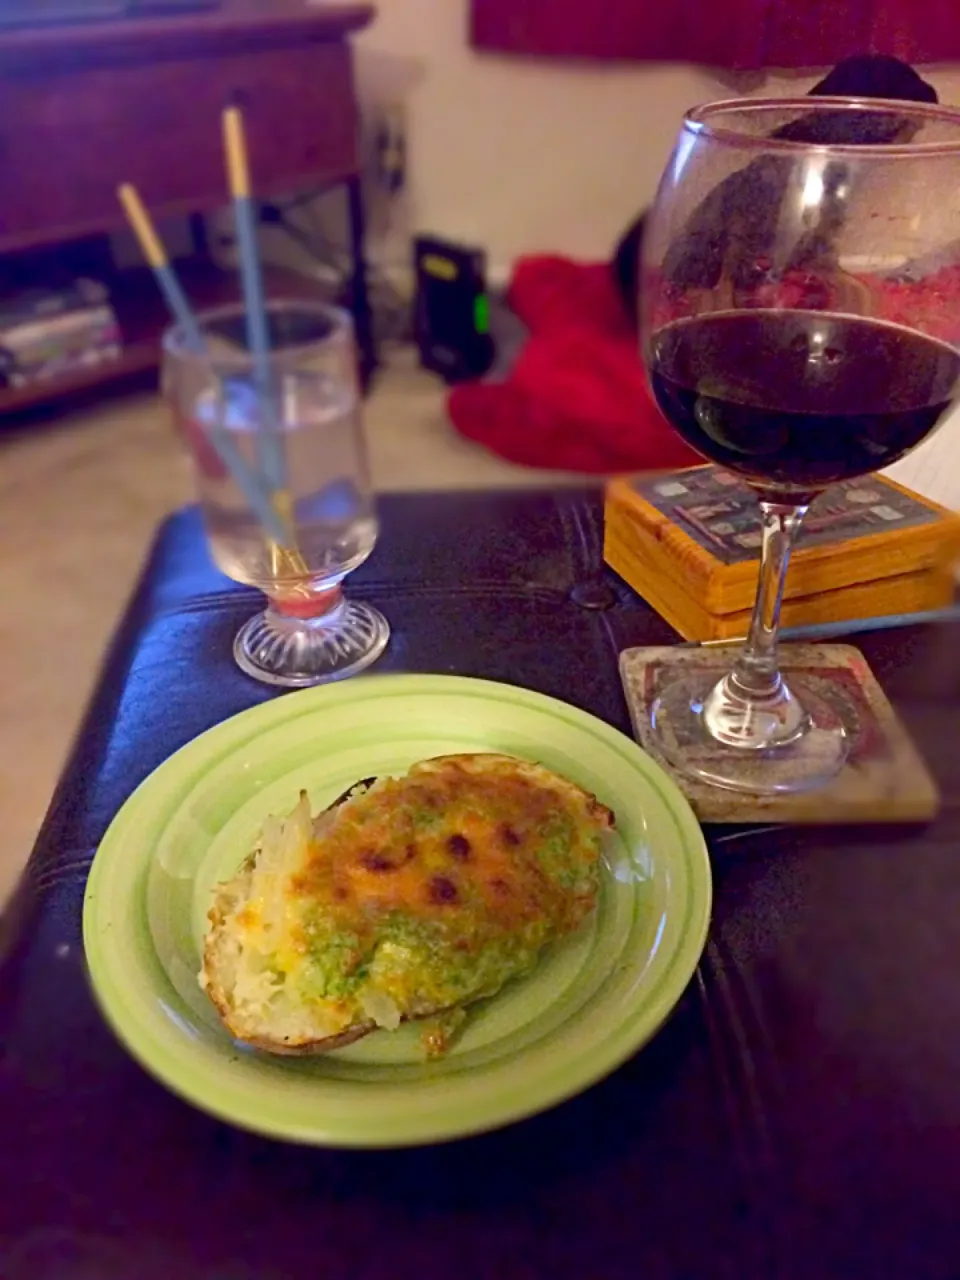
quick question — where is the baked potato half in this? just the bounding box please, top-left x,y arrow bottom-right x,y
200,754 -> 613,1056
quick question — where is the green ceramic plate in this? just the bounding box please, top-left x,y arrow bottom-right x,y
83,674 -> 711,1147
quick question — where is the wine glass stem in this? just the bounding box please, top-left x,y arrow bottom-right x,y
731,500 -> 809,700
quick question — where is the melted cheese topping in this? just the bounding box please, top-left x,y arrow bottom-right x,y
224,758 -> 611,1046
296,764 -> 600,925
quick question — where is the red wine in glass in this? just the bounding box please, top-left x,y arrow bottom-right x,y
650,310 -> 960,502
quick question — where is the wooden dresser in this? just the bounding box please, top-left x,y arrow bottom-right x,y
0,0 -> 376,412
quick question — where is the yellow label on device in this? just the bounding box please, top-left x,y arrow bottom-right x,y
422,254 -> 458,281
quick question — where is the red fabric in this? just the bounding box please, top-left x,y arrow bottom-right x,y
447,255 -> 960,475
862,265 -> 960,343
447,256 -> 701,474
470,0 -> 960,69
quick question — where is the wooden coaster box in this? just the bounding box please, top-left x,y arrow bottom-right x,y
604,465 -> 960,642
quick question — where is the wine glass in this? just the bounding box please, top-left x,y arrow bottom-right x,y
163,299 -> 389,688
641,97 -> 960,793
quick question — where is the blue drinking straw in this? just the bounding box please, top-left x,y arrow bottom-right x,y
116,183 -> 287,546
221,107 -> 288,498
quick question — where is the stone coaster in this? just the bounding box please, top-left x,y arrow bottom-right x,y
619,644 -> 939,823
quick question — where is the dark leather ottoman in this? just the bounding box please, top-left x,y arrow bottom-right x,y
2,489 -> 960,1280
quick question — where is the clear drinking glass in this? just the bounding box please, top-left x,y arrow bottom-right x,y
163,300 -> 389,687
641,98 -> 960,793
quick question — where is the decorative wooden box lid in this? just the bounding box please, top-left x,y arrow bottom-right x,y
605,465 -> 960,618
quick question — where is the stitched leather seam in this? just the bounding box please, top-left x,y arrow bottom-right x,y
30,857 -> 96,890
555,495 -> 605,578
148,581 -> 576,619
695,941 -> 798,1273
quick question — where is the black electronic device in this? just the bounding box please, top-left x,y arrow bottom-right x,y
413,235 -> 495,384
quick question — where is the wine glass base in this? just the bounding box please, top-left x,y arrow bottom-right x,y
649,671 -> 850,795
233,599 -> 390,688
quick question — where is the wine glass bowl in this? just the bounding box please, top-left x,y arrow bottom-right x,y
163,300 -> 389,688
648,307 -> 960,504
641,97 -> 960,793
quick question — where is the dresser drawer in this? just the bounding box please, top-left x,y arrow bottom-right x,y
0,40 -> 359,249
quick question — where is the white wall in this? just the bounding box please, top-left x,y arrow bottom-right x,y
352,0 -> 960,280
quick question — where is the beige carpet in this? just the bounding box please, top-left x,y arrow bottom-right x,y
0,348 -> 584,905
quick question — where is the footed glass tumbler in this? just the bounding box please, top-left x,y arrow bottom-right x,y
163,300 -> 389,687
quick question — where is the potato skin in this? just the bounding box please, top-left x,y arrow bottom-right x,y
201,755 -> 612,1055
